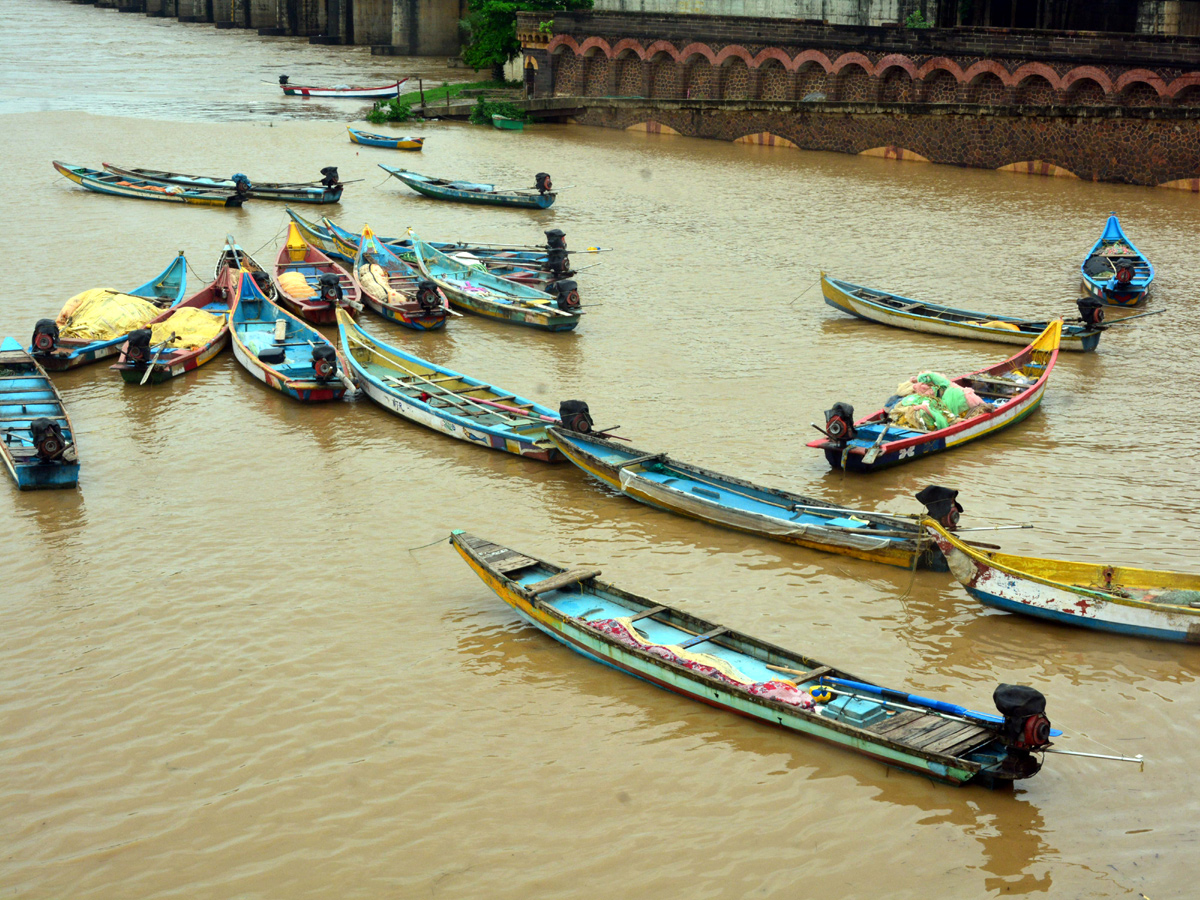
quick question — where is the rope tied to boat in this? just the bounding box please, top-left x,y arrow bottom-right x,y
404,536 -> 449,553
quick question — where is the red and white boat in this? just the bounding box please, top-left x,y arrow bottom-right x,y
278,76 -> 409,99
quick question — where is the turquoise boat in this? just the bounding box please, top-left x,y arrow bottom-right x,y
1080,214 -> 1155,307
32,252 -> 188,371
451,531 -> 1057,787
52,161 -> 244,207
491,114 -> 524,131
379,166 -> 555,209
0,338 -> 79,490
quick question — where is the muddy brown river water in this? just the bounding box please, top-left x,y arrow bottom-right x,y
2,1 -> 1199,897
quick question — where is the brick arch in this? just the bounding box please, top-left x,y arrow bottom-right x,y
873,54 -> 918,79
1013,72 -> 1056,105
1115,69 -> 1167,96
714,44 -> 754,66
610,38 -> 646,61
643,40 -> 680,62
1010,63 -> 1062,91
677,42 -> 717,66
916,57 -> 965,82
1166,72 -> 1200,98
577,37 -> 613,59
1062,66 -> 1113,95
547,35 -> 581,56
831,52 -> 873,75
964,60 -> 1013,87
788,49 -> 833,73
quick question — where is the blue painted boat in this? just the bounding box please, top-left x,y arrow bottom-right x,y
102,163 -> 343,204
451,531 -> 1057,787
352,226 -> 450,331
337,309 -> 565,461
379,165 -> 556,209
229,273 -> 349,402
52,161 -> 244,207
1080,214 -> 1155,307
0,338 -> 80,490
32,252 -> 188,371
346,127 -> 424,150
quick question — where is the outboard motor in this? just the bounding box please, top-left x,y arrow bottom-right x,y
547,279 -> 581,311
543,247 -> 572,277
415,280 -> 442,313
823,403 -> 856,443
1112,259 -> 1136,287
125,328 -> 153,364
31,418 -> 67,462
559,400 -> 593,434
535,172 -> 552,194
32,319 -> 59,354
231,173 -> 252,197
279,75 -> 290,86
317,273 -> 343,304
1076,296 -> 1105,328
916,484 -> 963,530
320,166 -> 340,189
312,345 -> 337,382
251,270 -> 273,293
544,228 -> 567,251
993,684 -> 1052,752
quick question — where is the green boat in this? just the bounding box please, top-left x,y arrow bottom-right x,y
491,114 -> 525,132
379,166 -> 555,209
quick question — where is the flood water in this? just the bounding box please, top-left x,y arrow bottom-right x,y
3,1 -> 1198,897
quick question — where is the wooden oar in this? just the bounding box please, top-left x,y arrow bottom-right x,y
862,423 -> 891,465
140,333 -> 177,385
1099,308 -> 1165,326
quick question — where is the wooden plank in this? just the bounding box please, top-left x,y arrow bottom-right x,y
923,725 -> 990,755
629,605 -> 668,622
0,415 -> 66,423
938,730 -> 996,758
889,717 -> 952,745
615,453 -> 667,470
526,568 -> 602,595
909,719 -> 970,750
866,710 -> 925,735
492,555 -> 539,574
679,626 -> 727,649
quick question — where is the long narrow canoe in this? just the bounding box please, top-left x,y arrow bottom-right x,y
807,320 -> 1062,472
926,519 -> 1200,643
32,252 -> 188,371
286,208 -> 345,259
451,531 -> 1056,787
229,273 -> 349,402
272,223 -> 359,324
347,127 -> 424,150
0,338 -> 80,490
353,226 -> 450,331
52,161 -> 244,207
102,163 -> 342,204
380,166 -> 556,210
547,428 -> 945,570
822,273 -> 1103,352
337,309 -> 566,461
279,76 -> 409,99
1080,214 -> 1154,307
408,234 -> 580,332
111,265 -> 239,384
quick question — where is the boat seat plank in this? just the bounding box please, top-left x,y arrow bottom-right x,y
527,568 -> 602,595
922,725 -> 992,755
629,605 -> 668,622
938,730 -> 997,758
0,414 -> 67,423
786,665 -> 833,684
678,627 -> 728,649
492,555 -> 540,574
908,719 -> 972,750
865,709 -> 925,735
616,453 -> 667,470
888,717 -> 954,744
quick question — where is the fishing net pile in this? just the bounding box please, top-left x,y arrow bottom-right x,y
57,289 -> 163,340
885,371 -> 995,432
151,308 -> 223,349
357,263 -> 405,306
277,271 -> 317,299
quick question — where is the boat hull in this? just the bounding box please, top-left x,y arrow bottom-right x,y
1079,214 -> 1154,308
117,332 -> 229,384
0,342 -> 80,490
229,334 -> 344,402
347,129 -> 424,150
282,80 -> 408,99
381,166 -> 555,209
53,161 -> 243,207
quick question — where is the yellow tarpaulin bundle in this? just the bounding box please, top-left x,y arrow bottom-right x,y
278,271 -> 316,299
152,307 -> 224,350
57,288 -> 163,340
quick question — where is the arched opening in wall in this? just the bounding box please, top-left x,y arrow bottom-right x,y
836,63 -> 874,102
878,66 -> 916,103
795,62 -> 827,101
648,51 -> 679,100
758,59 -> 791,100
583,47 -> 611,97
920,68 -> 960,103
721,57 -> 751,100
1014,74 -> 1056,105
682,54 -> 716,100
551,47 -> 581,97
1120,81 -> 1161,108
1065,77 -> 1107,106
524,56 -> 538,99
614,49 -> 642,97
1174,84 -> 1200,106
967,71 -> 1007,105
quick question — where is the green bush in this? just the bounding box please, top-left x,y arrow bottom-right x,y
366,99 -> 414,124
905,10 -> 931,28
469,98 -> 528,125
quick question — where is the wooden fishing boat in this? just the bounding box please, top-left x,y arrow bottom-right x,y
229,273 -> 349,402
110,265 -> 239,385
491,114 -> 524,131
0,338 -> 80,490
52,161 -> 244,207
821,273 -> 1104,352
379,166 -> 556,210
450,530 -> 1057,787
926,519 -> 1200,643
807,320 -> 1062,472
272,223 -> 359,324
32,252 -> 188,371
215,236 -> 277,300
1080,214 -> 1154,307
547,428 -> 945,570
278,75 -> 409,99
102,163 -> 342,204
346,128 -> 424,150
408,233 -> 580,332
337,309 -> 571,461
353,226 -> 450,331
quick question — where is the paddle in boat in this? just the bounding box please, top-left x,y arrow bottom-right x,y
102,163 -> 343,204
408,233 -> 581,332
809,320 -> 1062,472
229,272 -> 350,402
272,223 -> 360,324
52,161 -> 245,207
0,338 -> 80,490
346,127 -> 424,150
278,75 -> 409,99
546,428 -> 950,570
111,264 -> 239,385
337,309 -> 599,460
31,252 -> 188,371
924,506 -> 1200,643
1080,214 -> 1154,307
379,166 -> 556,210
353,226 -> 450,331
821,273 -> 1105,352
450,530 -> 1058,787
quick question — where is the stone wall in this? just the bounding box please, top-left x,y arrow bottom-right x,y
593,0 -> 937,29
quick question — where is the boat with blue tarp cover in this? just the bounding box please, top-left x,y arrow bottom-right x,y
1080,214 -> 1154,307
0,338 -> 79,490
450,530 -> 1058,787
379,166 -> 556,209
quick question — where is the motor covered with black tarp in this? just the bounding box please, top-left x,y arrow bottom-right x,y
125,328 -> 153,364
31,418 -> 67,462
32,319 -> 59,354
415,280 -> 442,313
1076,296 -> 1105,328
916,484 -> 963,530
279,75 -> 290,86
312,345 -> 337,381
993,684 -> 1052,751
318,273 -> 343,304
823,403 -> 856,443
320,167 -> 340,189
559,400 -> 593,434
544,229 -> 566,251
535,172 -> 552,194
543,247 -> 572,277
547,280 -> 580,311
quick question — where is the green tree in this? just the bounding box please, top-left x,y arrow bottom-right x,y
461,0 -> 593,83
